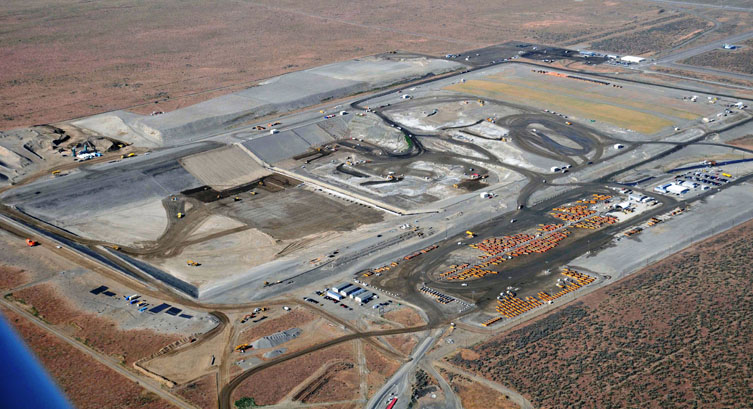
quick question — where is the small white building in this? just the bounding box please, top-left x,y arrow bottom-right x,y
621,56 -> 646,64
666,184 -> 689,195
326,290 -> 342,301
654,183 -> 671,193
355,292 -> 374,303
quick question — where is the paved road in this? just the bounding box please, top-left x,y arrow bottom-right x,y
0,297 -> 197,409
433,361 -> 534,409
365,329 -> 441,409
652,30 -> 753,64
640,0 -> 753,12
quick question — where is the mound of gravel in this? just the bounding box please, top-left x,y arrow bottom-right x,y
263,348 -> 287,359
251,327 -> 302,349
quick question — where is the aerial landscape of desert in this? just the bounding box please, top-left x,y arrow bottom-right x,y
2,1 -> 753,408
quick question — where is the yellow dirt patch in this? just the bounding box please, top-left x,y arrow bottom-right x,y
445,80 -> 675,134
493,75 -> 700,121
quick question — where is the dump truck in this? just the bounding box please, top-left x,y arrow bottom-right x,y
186,260 -> 200,267
25,239 -> 39,247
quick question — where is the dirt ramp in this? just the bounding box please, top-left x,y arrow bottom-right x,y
179,145 -> 271,190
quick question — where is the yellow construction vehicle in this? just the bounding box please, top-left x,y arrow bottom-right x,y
186,260 -> 200,267
465,231 -> 476,238
51,170 -> 61,175
234,343 -> 252,352
177,212 -> 184,218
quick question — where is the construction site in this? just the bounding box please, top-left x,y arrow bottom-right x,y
3,33 -> 753,409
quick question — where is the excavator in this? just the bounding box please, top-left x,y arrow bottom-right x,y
234,343 -> 252,352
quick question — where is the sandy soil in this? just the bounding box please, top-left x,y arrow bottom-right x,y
1,306 -> 175,409
383,333 -> 418,356
383,306 -> 426,328
9,283 -> 180,365
236,307 -> 348,361
142,322 -> 226,384
236,307 -> 317,346
729,135 -> 753,150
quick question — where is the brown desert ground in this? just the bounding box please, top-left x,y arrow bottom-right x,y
438,367 -> 519,409
681,38 -> 753,75
173,373 -> 218,409
447,217 -> 753,408
1,0 -> 669,130
8,283 -> 180,365
230,341 -> 356,405
1,306 -> 175,409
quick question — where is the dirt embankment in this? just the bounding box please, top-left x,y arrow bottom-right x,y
438,368 -> 519,409
173,373 -> 218,409
230,341 -> 355,406
383,306 -> 426,327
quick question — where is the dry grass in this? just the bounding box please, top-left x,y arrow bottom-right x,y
445,79 -> 675,134
0,0 -> 663,129
1,306 -> 175,409
364,343 -> 401,397
0,265 -> 30,289
383,306 -> 426,328
729,135 -> 753,150
494,74 -> 701,121
230,341 -> 355,405
681,39 -> 753,75
590,16 -> 713,55
383,333 -> 418,356
173,373 -> 218,409
439,368 -> 519,409
9,283 -> 180,365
